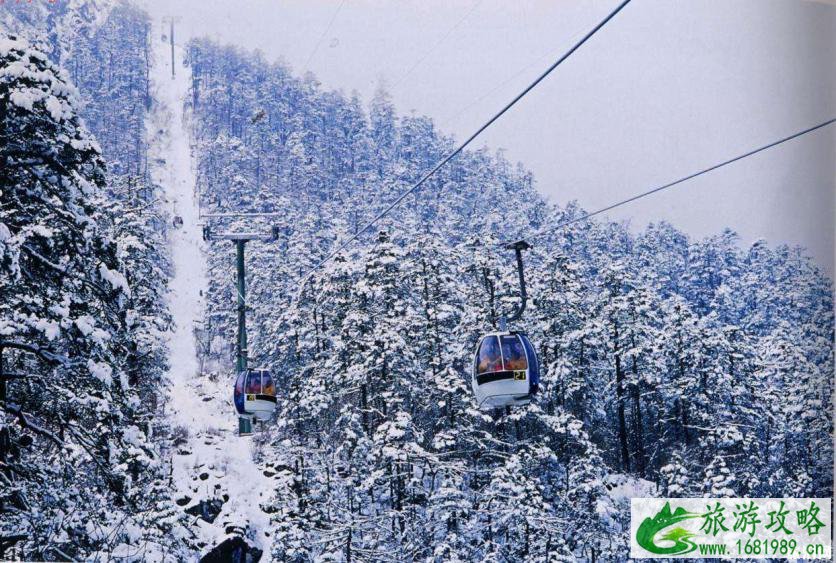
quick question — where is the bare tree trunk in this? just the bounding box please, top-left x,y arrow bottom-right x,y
614,321 -> 630,472
631,358 -> 647,476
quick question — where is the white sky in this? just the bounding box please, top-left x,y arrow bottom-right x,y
141,0 -> 835,275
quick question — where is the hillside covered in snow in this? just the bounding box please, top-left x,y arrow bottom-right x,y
1,2 -> 833,561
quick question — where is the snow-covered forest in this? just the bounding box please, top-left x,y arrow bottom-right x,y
1,1 -> 833,561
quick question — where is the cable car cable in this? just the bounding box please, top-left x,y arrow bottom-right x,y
503,117 -> 836,247
389,0 -> 485,92
302,0 -> 347,72
440,3 -> 600,128
294,0 -> 632,296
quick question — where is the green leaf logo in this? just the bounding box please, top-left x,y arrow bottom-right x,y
636,502 -> 701,555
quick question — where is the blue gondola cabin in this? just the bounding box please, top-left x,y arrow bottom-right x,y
471,331 -> 539,409
233,368 -> 277,420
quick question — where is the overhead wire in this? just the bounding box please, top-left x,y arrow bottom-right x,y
293,0 -> 633,297
388,0 -> 485,92
440,45 -> 568,130
505,117 -> 836,246
301,0 -> 348,73
439,1 -> 598,129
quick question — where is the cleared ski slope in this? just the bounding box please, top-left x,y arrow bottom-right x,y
148,28 -> 273,558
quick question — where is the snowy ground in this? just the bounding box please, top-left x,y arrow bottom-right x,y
148,29 -> 273,557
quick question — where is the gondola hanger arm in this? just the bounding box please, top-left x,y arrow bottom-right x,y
504,240 -> 530,324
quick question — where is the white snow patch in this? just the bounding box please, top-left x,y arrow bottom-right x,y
99,263 -> 131,296
34,318 -> 60,340
122,425 -> 146,448
87,359 -> 113,387
606,474 -> 657,501
75,315 -> 95,336
49,303 -> 70,319
45,95 -> 65,121
148,29 -> 274,553
30,224 -> 54,238
0,37 -> 28,56
9,89 -> 38,111
76,316 -> 111,345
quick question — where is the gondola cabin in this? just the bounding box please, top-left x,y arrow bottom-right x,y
471,331 -> 539,409
233,368 -> 277,421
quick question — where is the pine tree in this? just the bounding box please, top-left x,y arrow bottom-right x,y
0,34 -> 172,559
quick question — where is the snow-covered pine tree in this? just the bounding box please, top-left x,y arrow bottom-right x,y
0,34 -> 174,560
183,34 -> 834,559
